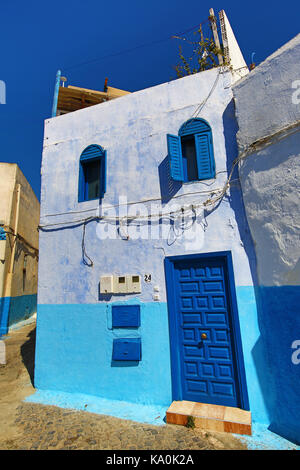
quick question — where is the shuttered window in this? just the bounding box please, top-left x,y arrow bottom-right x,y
167,134 -> 184,181
167,118 -> 215,182
78,145 -> 106,202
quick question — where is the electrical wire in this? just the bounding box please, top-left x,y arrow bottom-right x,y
82,222 -> 93,267
64,37 -> 172,72
63,19 -> 211,72
0,224 -> 39,257
42,179 -> 226,220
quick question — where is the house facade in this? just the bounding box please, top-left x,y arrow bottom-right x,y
0,163 -> 39,336
233,34 -> 300,444
34,64 -> 272,432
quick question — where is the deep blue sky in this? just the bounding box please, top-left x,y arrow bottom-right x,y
0,1 -> 299,200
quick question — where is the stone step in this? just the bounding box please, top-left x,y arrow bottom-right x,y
166,400 -> 252,436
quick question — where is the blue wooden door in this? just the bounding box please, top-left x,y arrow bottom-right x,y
167,254 -> 244,408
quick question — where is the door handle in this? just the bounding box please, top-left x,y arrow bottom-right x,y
201,333 -> 207,340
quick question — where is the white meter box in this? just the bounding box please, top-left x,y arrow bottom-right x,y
100,275 -> 114,294
100,275 -> 141,294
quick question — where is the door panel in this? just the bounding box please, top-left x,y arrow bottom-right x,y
172,257 -> 239,407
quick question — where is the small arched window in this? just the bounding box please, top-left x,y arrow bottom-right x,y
78,145 -> 106,202
167,118 -> 215,182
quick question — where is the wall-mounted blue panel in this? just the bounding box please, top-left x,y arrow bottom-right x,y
112,305 -> 140,328
112,338 -> 141,361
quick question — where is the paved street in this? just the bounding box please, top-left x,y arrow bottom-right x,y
0,323 -> 246,450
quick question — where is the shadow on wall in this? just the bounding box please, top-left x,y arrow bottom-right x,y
222,99 -> 278,433
225,100 -> 300,444
21,326 -> 36,387
158,156 -> 182,204
252,286 -> 300,445
265,287 -> 300,444
222,99 -> 258,286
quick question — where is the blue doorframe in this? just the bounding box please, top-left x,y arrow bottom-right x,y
164,251 -> 250,410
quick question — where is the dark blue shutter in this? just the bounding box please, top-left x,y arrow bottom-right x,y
78,163 -> 85,202
195,132 -> 215,180
100,150 -> 107,197
78,145 -> 106,201
179,118 -> 210,137
167,134 -> 184,181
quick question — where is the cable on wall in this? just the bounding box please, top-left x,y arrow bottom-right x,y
81,221 -> 94,267
0,224 -> 39,259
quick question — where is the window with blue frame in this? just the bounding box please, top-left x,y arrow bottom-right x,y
78,145 -> 106,202
167,118 -> 215,182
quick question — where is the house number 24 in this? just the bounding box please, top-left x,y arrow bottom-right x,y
144,274 -> 152,283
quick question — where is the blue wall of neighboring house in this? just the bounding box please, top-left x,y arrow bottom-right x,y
0,293 -> 37,336
256,286 -> 300,444
232,34 -> 300,444
35,67 -> 289,436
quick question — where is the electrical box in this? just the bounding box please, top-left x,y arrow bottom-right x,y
127,275 -> 141,293
114,275 -> 128,294
100,274 -> 142,294
112,338 -> 141,361
113,275 -> 141,294
100,275 -> 114,294
112,305 -> 140,328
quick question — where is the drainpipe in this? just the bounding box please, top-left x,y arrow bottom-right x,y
8,184 -> 21,277
0,231 -> 7,336
51,69 -> 61,118
0,183 -> 21,335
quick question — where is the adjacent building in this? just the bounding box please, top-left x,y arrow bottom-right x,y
233,33 -> 300,444
0,163 -> 39,336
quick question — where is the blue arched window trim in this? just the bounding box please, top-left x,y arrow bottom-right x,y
167,118 -> 215,182
78,144 -> 106,202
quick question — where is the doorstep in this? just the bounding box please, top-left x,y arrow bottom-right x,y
166,400 -> 252,436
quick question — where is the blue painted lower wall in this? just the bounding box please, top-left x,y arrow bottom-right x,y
0,294 -> 37,336
256,286 -> 300,444
34,300 -> 172,406
34,290 -> 260,413
34,285 -> 300,444
236,285 -> 300,444
0,297 -> 11,336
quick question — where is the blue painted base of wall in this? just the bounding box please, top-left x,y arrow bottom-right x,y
0,297 -> 11,337
257,286 -> 300,445
236,285 -> 300,445
34,301 -> 172,406
26,389 -> 168,426
25,389 -> 299,449
34,285 -> 300,445
238,422 -> 299,450
0,294 -> 37,337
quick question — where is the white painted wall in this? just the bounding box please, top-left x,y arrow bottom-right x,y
219,10 -> 249,84
233,33 -> 300,287
39,68 -> 256,305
